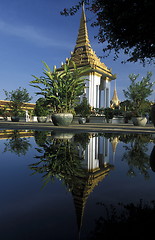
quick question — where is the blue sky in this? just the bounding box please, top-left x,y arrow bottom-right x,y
0,0 -> 155,103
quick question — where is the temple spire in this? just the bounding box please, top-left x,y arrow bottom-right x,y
59,2 -> 115,83
75,3 -> 90,48
111,80 -> 120,107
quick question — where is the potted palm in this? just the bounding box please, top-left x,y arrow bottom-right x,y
123,72 -> 154,126
30,61 -> 90,126
34,98 -> 49,123
29,134 -> 85,187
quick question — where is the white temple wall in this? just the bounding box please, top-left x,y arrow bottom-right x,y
82,137 -> 99,171
99,90 -> 104,108
80,74 -> 111,109
83,73 -> 101,108
79,76 -> 89,102
81,135 -> 110,171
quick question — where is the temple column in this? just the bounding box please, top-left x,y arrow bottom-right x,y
102,78 -> 111,108
106,87 -> 110,108
96,85 -> 100,108
86,73 -> 101,108
99,89 -> 104,108
88,73 -> 94,107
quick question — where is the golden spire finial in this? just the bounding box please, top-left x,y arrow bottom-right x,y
75,2 -> 90,47
111,80 -> 120,107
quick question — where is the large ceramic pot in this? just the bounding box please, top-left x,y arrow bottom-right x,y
51,132 -> 74,139
37,116 -> 47,123
112,116 -> 124,124
11,116 -> 20,122
78,117 -> 86,124
132,117 -> 147,127
52,113 -> 73,126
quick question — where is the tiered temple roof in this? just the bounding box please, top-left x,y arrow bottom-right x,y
59,4 -> 116,80
72,165 -> 113,233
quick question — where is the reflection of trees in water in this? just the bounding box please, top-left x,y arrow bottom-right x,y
30,131 -> 155,239
88,200 -> 155,239
100,133 -> 155,179
4,130 -> 32,156
30,133 -> 87,189
31,131 -> 113,234
122,134 -> 151,179
34,130 -> 49,147
86,133 -> 155,239
31,132 -> 155,183
3,130 -> 155,239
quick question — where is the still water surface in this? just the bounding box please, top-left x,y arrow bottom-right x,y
0,130 -> 155,239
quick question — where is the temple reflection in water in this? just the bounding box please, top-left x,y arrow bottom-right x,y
0,130 -> 114,235
1,130 -> 155,239
71,133 -> 114,234
83,135 -> 109,170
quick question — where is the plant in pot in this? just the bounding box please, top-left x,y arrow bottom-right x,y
104,108 -> 114,123
0,106 -> 8,121
120,100 -> 132,123
123,72 -> 154,126
4,87 -> 32,122
30,61 -> 90,126
123,111 -> 132,123
74,97 -> 91,124
34,98 -> 49,123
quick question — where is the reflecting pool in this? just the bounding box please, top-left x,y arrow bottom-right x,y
0,130 -> 155,239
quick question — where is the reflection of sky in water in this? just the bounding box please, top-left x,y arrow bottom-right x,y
0,130 -> 155,240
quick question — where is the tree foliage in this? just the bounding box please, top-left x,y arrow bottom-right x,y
34,98 -> 49,116
75,97 -> 91,117
4,87 -> 32,116
123,72 -> 154,116
104,107 -> 114,122
61,0 -> 155,64
4,87 -> 32,103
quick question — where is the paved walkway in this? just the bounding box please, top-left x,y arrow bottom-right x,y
0,121 -> 155,133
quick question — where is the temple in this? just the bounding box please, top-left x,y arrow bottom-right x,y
59,4 -> 116,108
